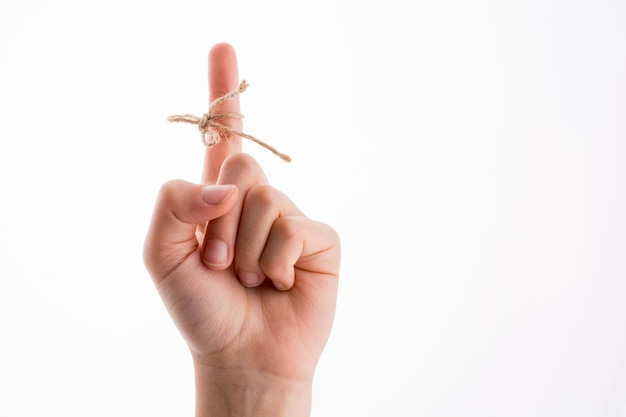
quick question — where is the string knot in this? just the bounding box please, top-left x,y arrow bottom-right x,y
198,113 -> 211,130
167,80 -> 291,162
197,113 -> 220,146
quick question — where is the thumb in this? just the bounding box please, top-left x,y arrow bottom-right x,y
143,180 -> 238,280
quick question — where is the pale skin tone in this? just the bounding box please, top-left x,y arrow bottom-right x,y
143,43 -> 340,417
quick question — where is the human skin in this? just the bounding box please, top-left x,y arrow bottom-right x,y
143,43 -> 340,417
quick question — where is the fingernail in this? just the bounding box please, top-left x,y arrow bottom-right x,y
239,271 -> 260,287
201,184 -> 235,205
204,239 -> 228,267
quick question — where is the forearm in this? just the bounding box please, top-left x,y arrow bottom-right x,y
193,360 -> 313,417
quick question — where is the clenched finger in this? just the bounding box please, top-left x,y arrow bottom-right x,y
143,180 -> 238,281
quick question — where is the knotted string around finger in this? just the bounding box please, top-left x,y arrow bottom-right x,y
167,80 -> 291,162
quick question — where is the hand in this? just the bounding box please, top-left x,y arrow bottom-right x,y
143,43 -> 340,417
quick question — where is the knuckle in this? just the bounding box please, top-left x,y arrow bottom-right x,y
273,216 -> 300,241
157,179 -> 184,205
246,184 -> 279,211
221,152 -> 261,175
323,222 -> 341,246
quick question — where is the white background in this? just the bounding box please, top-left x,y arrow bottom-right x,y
1,1 -> 625,416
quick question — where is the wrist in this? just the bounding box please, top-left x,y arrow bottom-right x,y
193,358 -> 313,417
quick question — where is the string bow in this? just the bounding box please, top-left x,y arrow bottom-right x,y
168,80 -> 291,162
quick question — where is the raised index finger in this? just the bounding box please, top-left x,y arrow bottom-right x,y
202,43 -> 243,184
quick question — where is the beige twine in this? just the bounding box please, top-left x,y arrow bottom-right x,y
167,80 -> 291,162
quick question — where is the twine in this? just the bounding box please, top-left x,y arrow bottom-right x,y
168,80 -> 291,162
